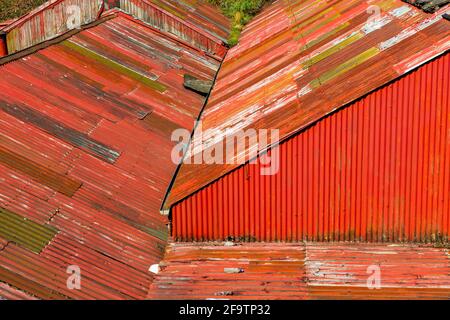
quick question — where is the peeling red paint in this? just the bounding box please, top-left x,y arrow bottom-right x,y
0,12 -> 222,299
172,52 -> 450,243
148,242 -> 450,300
166,0 -> 450,209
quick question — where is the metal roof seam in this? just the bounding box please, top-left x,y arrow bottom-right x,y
0,13 -> 117,67
161,45 -> 230,213
165,0 -> 450,207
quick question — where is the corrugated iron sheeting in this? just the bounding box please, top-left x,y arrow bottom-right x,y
165,0 -> 450,208
172,52 -> 450,243
0,281 -> 37,300
2,0 -> 229,58
147,243 -> 308,300
0,13 -> 221,299
148,243 -> 450,300
3,0 -> 104,54
119,0 -> 230,57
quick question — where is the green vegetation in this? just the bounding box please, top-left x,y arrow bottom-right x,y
207,0 -> 271,46
0,0 -> 46,22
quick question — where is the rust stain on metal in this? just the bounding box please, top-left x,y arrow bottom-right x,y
0,8 -> 224,299
148,243 -> 450,300
0,145 -> 82,197
165,0 -> 450,209
172,52 -> 450,243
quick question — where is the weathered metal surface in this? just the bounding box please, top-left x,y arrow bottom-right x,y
0,33 -> 6,57
3,0 -> 104,54
147,243 -> 308,300
0,12 -> 221,299
165,0 -> 450,209
1,0 -> 229,57
0,207 -> 58,253
119,0 -> 230,57
0,282 -> 37,300
172,52 -> 450,243
148,242 -> 450,300
184,74 -> 213,95
0,145 -> 83,197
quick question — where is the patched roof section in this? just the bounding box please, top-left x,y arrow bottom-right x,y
1,0 -> 230,57
403,0 -> 450,13
148,243 -> 450,300
0,12 -> 221,299
165,0 -> 450,208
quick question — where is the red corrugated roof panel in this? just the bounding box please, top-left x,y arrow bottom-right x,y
165,0 -> 450,208
148,242 -> 450,300
0,11 -> 221,299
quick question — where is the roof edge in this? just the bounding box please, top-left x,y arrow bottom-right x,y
162,47 -> 450,211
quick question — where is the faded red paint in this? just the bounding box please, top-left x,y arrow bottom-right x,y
120,0 -> 230,58
0,35 -> 6,57
2,0 -> 229,57
165,0 -> 450,208
172,52 -> 450,243
0,12 -> 222,299
148,243 -> 450,300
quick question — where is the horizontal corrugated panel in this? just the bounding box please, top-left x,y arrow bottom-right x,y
4,0 -> 104,54
0,13 -> 222,299
0,282 -> 37,300
305,243 -> 450,288
172,52 -> 450,243
148,243 -> 308,300
148,243 -> 450,300
165,0 -> 450,208
119,0 -> 229,57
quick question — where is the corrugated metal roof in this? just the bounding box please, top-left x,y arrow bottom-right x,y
165,0 -> 450,208
0,282 -> 37,300
3,0 -> 105,54
0,11 -> 221,299
1,0 -> 229,57
120,0 -> 230,56
148,242 -> 450,300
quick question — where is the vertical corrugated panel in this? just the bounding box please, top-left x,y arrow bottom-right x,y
172,52 -> 450,243
119,0 -> 228,58
4,0 -> 103,54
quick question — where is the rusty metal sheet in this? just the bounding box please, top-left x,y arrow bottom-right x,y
147,243 -> 308,300
0,12 -> 221,299
0,207 -> 58,253
1,0 -> 229,58
171,51 -> 450,243
148,242 -> 450,300
3,0 -> 104,54
119,0 -> 230,57
0,281 -> 37,300
165,0 -> 450,208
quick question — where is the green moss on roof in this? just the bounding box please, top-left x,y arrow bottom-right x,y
61,40 -> 167,93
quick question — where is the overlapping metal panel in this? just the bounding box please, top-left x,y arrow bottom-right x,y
148,243 -> 450,300
3,0 -> 104,54
0,12 -> 221,299
172,52 -> 450,243
1,0 -> 230,57
165,0 -> 450,208
119,0 -> 230,57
